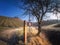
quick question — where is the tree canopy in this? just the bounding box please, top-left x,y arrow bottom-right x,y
18,0 -> 60,35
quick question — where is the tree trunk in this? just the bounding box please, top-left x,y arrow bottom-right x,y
37,19 -> 41,35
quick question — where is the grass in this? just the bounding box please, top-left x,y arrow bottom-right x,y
0,16 -> 24,29
0,26 -> 10,31
16,29 -> 24,37
0,25 -> 60,45
27,36 -> 51,45
0,26 -> 17,32
0,29 -> 24,45
0,41 -> 7,45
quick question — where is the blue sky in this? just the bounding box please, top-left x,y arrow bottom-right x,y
0,0 -> 31,21
0,0 -> 24,18
0,0 -> 60,22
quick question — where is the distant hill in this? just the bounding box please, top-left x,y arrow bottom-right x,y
0,16 -> 24,28
32,20 -> 60,26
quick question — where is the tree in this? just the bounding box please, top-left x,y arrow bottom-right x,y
18,0 -> 60,35
53,0 -> 60,23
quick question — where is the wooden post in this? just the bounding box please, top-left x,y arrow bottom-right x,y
24,20 -> 27,45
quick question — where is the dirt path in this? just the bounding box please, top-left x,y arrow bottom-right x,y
0,27 -> 23,39
42,23 -> 60,31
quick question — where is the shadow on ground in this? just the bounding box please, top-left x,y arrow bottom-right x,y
43,30 -> 60,45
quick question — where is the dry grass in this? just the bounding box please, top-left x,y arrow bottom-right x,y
27,32 -> 52,45
0,41 -> 7,45
0,26 -> 52,45
1,26 -> 60,45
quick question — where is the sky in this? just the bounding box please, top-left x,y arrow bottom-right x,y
0,0 -> 60,22
0,0 -> 24,18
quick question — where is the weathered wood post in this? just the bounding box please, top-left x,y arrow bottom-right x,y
23,20 -> 27,45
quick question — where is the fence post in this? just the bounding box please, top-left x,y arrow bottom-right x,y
23,20 -> 27,45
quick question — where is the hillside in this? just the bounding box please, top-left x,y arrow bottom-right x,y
0,16 -> 24,30
32,20 -> 60,26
